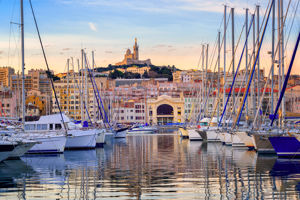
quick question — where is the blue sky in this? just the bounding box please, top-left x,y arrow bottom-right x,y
0,0 -> 299,74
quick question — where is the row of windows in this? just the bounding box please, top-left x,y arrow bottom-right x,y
25,123 -> 62,131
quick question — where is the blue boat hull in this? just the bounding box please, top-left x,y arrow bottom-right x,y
269,136 -> 300,158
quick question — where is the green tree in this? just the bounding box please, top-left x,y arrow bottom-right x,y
142,71 -> 150,78
109,69 -> 124,79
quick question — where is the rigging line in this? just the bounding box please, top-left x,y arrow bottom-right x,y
219,14 -> 255,127
74,74 -> 94,125
85,55 -> 110,127
196,14 -> 230,121
8,22 -> 12,65
29,0 -> 67,132
253,0 -> 294,128
284,0 -> 299,64
63,59 -> 68,75
8,0 -> 18,65
208,13 -> 231,70
196,48 -> 203,71
224,45 -> 256,127
271,32 -> 300,126
10,22 -> 20,68
203,17 -> 246,121
225,52 -> 253,129
84,56 -> 106,124
225,21 -> 245,79
208,35 -> 219,68
234,0 -> 275,128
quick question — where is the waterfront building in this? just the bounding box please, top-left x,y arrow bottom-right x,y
11,69 -> 52,94
0,90 -> 18,118
53,72 -> 89,120
126,66 -> 150,75
285,85 -> 300,113
172,69 -> 218,84
147,94 -> 185,125
0,66 -> 15,87
113,100 -> 146,124
52,72 -> 108,121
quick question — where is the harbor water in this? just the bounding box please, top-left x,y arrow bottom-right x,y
0,133 -> 299,199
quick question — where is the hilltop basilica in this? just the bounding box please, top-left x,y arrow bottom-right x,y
115,38 -> 152,66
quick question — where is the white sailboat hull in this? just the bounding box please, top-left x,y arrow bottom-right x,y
219,132 -> 226,143
0,151 -> 11,162
8,142 -> 36,159
206,130 -> 221,142
27,135 -> 67,154
232,133 -> 247,148
188,129 -> 202,141
224,133 -> 232,145
114,129 -> 127,138
236,131 -> 254,149
66,129 -> 97,149
96,130 -> 106,147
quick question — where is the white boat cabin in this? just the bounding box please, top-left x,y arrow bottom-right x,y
24,114 -> 81,132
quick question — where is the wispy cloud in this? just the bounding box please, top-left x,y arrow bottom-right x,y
58,0 -> 264,14
152,44 -> 174,48
88,22 -> 97,32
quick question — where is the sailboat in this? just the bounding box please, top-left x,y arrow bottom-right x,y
0,122 -> 37,159
0,140 -> 18,162
250,1 -> 298,155
12,0 -> 70,154
268,32 -> 300,158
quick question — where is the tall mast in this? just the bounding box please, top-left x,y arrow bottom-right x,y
77,59 -> 80,120
71,57 -> 76,120
92,51 -> 96,123
80,49 -> 84,121
206,43 -> 209,99
217,31 -> 221,121
231,7 -> 235,114
67,58 -> 70,115
84,51 -> 88,121
271,2 -> 275,114
201,44 -> 205,119
17,71 -> 20,117
256,5 -> 260,116
277,0 -> 282,127
245,8 -> 249,125
223,5 -> 227,121
252,13 -> 256,117
21,0 -> 25,127
280,0 -> 285,127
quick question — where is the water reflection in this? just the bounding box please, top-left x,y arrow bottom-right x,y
0,134 -> 299,199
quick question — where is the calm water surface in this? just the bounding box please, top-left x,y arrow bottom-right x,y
0,134 -> 299,199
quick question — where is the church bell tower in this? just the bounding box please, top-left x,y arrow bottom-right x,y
133,38 -> 139,60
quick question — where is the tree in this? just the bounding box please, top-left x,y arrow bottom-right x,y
109,69 -> 124,79
142,71 -> 150,78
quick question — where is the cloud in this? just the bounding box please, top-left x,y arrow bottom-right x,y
88,22 -> 97,32
31,53 -> 42,56
168,48 -> 176,52
152,44 -> 174,48
58,0 -> 263,14
153,44 -> 167,48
